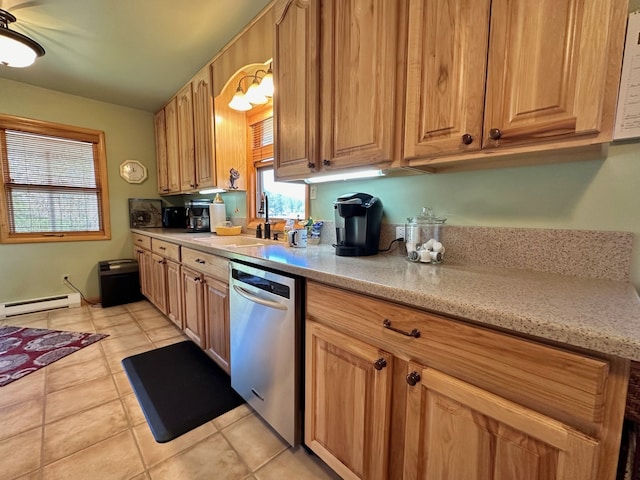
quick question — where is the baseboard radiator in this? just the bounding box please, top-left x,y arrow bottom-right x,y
0,293 -> 81,319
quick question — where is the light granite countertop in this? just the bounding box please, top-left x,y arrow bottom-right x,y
132,228 -> 640,361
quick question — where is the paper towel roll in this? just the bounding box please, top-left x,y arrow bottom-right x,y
209,203 -> 226,233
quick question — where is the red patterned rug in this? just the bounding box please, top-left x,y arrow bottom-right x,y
0,326 -> 108,387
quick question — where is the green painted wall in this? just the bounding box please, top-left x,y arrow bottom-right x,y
313,141 -> 640,290
0,78 -> 159,303
2,75 -> 639,306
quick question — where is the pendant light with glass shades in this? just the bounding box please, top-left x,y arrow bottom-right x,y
0,8 -> 45,68
228,63 -> 274,111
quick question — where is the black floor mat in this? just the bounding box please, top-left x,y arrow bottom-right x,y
122,341 -> 244,443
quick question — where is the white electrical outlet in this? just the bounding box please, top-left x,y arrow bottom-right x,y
309,185 -> 317,200
395,226 -> 404,240
61,274 -> 69,285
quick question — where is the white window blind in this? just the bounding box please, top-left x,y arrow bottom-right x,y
3,130 -> 102,233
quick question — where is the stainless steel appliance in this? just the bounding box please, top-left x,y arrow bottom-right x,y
185,200 -> 210,232
334,192 -> 383,256
229,261 -> 302,446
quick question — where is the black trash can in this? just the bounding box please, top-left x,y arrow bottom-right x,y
98,259 -> 144,308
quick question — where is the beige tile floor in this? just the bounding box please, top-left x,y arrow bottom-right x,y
0,301 -> 340,480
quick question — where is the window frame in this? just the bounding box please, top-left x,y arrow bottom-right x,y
0,114 -> 111,244
246,105 -> 308,229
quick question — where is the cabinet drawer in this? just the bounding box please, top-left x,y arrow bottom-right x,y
307,281 -> 609,426
181,247 -> 228,282
132,233 -> 151,250
152,239 -> 180,262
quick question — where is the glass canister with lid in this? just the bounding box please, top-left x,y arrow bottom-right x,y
405,207 -> 446,263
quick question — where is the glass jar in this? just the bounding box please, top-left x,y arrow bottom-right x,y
405,207 -> 446,264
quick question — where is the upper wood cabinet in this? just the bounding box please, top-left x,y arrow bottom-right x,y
192,64 -> 216,190
273,0 -> 319,180
405,0 -> 627,170
403,0 -> 490,159
176,83 -> 196,191
157,98 -> 181,194
274,0 -> 403,181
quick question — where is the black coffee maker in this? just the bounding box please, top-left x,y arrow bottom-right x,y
334,192 -> 383,256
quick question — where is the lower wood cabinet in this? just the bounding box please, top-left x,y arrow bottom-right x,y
180,264 -> 230,373
305,322 -> 392,480
305,281 -> 627,480
203,275 -> 230,373
181,265 -> 206,348
150,253 -> 168,313
403,364 -> 598,480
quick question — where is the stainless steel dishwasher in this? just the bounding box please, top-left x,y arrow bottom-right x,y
229,261 -> 302,446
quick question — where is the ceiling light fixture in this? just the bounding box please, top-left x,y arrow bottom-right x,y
0,9 -> 45,68
228,63 -> 274,112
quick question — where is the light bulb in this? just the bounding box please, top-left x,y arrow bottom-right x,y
258,69 -> 274,97
245,78 -> 267,105
228,86 -> 252,111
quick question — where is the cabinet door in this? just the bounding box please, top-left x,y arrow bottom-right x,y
177,83 -> 196,191
483,0 -> 617,148
150,253 -> 167,314
181,266 -> 205,348
305,322 -> 393,480
403,364 -> 599,480
192,64 -> 216,189
273,0 -> 319,180
135,247 -> 152,299
154,109 -> 170,194
403,0 -> 490,159
165,259 -> 182,329
164,98 -> 181,193
319,0 -> 399,170
203,274 -> 230,373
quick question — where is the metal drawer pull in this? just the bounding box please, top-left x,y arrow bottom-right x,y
383,319 -> 420,338
195,258 -> 206,264
159,246 -> 166,250
406,371 -> 421,386
251,388 -> 265,401
373,358 -> 387,370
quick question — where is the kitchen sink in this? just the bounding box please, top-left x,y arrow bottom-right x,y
191,235 -> 274,248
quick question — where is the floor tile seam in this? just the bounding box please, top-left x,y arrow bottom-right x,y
40,417 -> 132,468
219,425 -> 285,474
134,427 -> 223,473
43,373 -> 120,425
45,348 -> 111,379
2,427 -> 43,480
43,369 -> 112,397
39,427 -> 144,475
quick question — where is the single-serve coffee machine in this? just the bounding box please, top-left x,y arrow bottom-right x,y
334,192 -> 383,256
185,200 -> 210,232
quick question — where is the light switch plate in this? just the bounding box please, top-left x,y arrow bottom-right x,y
396,226 -> 404,240
309,185 -> 317,200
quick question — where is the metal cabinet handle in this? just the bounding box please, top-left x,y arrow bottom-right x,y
461,133 -> 473,145
373,358 -> 387,370
159,246 -> 166,250
489,128 -> 502,140
307,162 -> 315,169
195,259 -> 206,264
193,276 -> 201,282
406,371 -> 421,386
383,319 -> 420,338
323,159 -> 331,166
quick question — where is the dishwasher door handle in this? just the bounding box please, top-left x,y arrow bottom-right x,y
232,285 -> 289,311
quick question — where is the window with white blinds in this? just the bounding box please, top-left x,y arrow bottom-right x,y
0,115 -> 110,243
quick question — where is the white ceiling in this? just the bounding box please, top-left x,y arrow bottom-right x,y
0,0 -> 272,112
